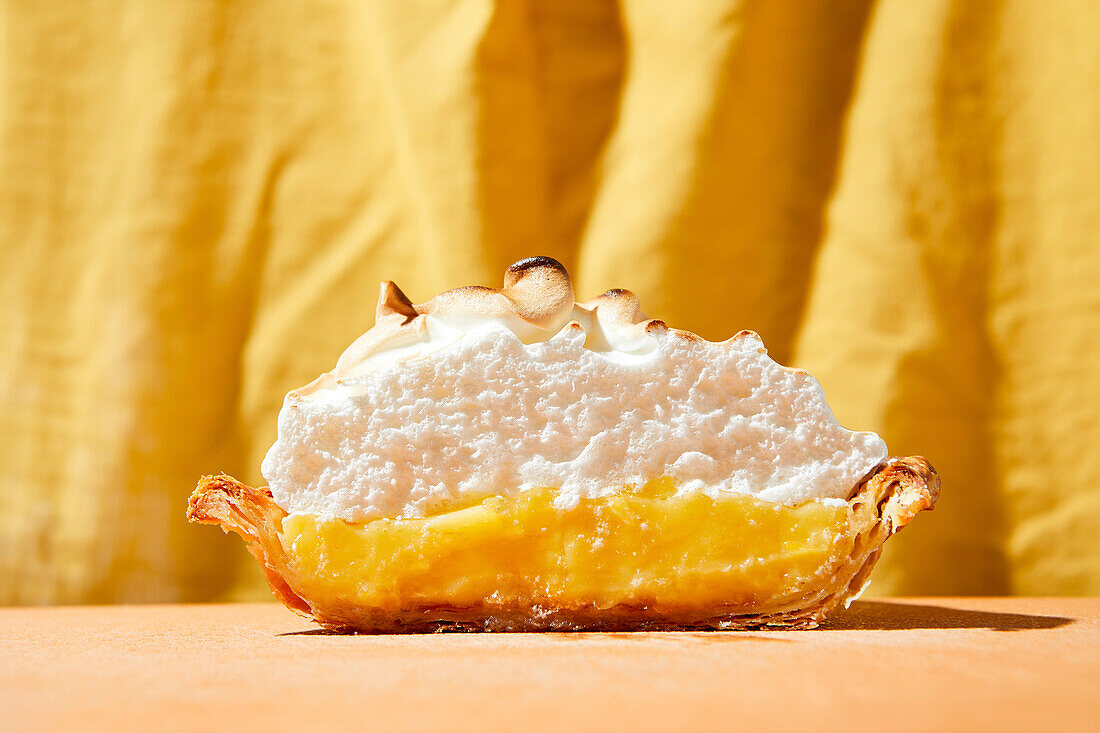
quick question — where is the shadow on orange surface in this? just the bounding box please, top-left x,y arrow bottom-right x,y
822,600 -> 1072,631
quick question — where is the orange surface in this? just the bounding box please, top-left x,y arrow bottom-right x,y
2,599 -> 1098,732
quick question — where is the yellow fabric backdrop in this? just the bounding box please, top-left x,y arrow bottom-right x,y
2,0 -> 1098,604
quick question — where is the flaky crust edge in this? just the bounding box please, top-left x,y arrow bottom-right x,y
187,457 -> 939,633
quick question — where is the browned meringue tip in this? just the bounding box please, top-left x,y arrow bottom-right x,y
580,287 -> 644,322
334,256 -> 579,379
385,255 -> 576,328
376,280 -> 418,323
503,255 -> 569,287
326,259 -> 767,383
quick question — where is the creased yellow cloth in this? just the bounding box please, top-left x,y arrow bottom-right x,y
2,0 -> 1098,603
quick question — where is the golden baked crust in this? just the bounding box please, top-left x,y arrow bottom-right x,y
187,457 -> 938,633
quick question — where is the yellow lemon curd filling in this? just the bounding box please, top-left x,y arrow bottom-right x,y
280,478 -> 865,613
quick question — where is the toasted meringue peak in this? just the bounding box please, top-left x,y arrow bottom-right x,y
574,288 -> 675,353
500,255 -> 574,326
423,256 -> 575,329
320,257 -> 709,390
324,257 -> 585,387
376,280 -> 418,324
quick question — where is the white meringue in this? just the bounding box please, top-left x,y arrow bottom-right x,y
261,257 -> 888,521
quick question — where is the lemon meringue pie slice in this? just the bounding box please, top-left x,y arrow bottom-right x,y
188,257 -> 939,631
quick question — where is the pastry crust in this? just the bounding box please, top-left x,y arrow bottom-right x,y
188,457 -> 937,632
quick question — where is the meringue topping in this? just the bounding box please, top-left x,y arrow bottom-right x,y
261,257 -> 889,521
